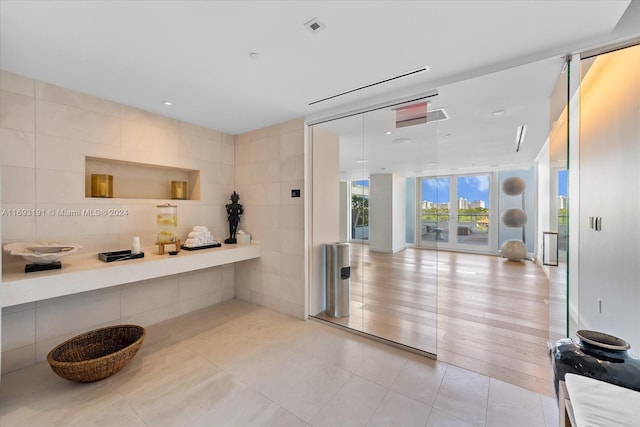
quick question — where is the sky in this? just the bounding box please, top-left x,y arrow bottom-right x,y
421,176 -> 490,206
558,170 -> 568,197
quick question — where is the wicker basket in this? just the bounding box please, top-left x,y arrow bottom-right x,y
47,324 -> 146,383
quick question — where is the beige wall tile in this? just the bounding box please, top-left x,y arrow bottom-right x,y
222,134 -> 235,165
280,253 -> 304,281
120,276 -> 179,317
121,119 -> 179,156
279,117 -> 305,134
35,169 -> 84,204
35,287 -> 121,342
261,250 -> 281,275
232,118 -> 305,319
119,204 -> 156,236
1,344 -> 36,374
221,163 -> 234,186
266,182 -> 281,206
235,141 -> 251,165
280,129 -> 305,158
0,128 -> 35,167
35,81 -> 121,117
1,203 -> 36,242
279,229 -> 304,255
179,133 -> 221,161
0,69 -> 34,96
221,286 -> 235,301
121,105 -> 180,131
250,136 -> 279,163
178,292 -> 222,315
36,134 -> 93,172
35,100 -> 120,145
279,204 -> 304,230
280,155 -> 304,181
0,90 -> 35,132
2,306 -> 36,350
249,161 -> 269,184
2,166 -> 35,204
279,300 -> 305,319
280,277 -> 305,306
120,303 -> 179,328
235,163 -> 251,185
179,121 -> 222,141
178,268 -> 222,301
235,286 -> 252,303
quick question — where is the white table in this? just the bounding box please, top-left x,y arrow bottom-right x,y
559,373 -> 640,427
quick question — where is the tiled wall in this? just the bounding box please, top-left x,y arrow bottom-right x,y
233,119 -> 306,319
0,69 -> 236,373
1,69 -> 235,262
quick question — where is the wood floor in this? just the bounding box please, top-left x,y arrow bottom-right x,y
314,245 -> 555,396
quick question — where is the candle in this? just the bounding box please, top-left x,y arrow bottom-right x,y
171,181 -> 187,200
91,174 -> 113,198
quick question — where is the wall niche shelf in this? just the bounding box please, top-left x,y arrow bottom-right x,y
85,157 -> 200,200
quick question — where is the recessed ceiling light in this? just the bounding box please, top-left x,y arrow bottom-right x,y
392,138 -> 411,144
380,167 -> 387,171
492,109 -> 505,116
304,17 -> 326,33
445,133 -> 452,138
355,159 -> 368,163
385,131 -> 392,135
161,100 -> 173,106
249,52 -> 260,60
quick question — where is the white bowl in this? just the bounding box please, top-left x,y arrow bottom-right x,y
4,242 -> 82,265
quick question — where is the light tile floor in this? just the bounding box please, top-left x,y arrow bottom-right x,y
0,299 -> 559,426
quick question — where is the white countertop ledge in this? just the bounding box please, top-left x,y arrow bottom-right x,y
1,242 -> 260,308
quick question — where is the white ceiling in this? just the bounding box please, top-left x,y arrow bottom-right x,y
1,1 -> 638,174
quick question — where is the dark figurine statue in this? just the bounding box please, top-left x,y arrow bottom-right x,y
224,191 -> 243,244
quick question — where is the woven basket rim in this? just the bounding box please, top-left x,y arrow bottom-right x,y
47,324 -> 146,368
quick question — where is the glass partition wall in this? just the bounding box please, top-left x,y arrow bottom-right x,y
309,57 -> 575,391
309,94 -> 440,356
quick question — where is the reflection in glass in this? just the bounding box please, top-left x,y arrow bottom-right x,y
350,180 -> 369,240
420,177 -> 450,244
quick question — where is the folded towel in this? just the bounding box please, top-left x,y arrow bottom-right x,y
188,231 -> 200,238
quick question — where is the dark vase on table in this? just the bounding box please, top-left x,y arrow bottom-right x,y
552,330 -> 640,397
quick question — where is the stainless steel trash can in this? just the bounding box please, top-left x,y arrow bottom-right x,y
325,243 -> 350,317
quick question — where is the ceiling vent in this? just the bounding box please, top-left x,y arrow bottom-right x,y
304,18 -> 326,33
393,103 -> 449,128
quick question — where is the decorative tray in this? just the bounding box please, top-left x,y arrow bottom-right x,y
99,250 -> 145,262
180,243 -> 222,251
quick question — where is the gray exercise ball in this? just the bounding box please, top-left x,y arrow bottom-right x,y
501,208 -> 527,227
502,177 -> 526,196
501,240 -> 528,261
